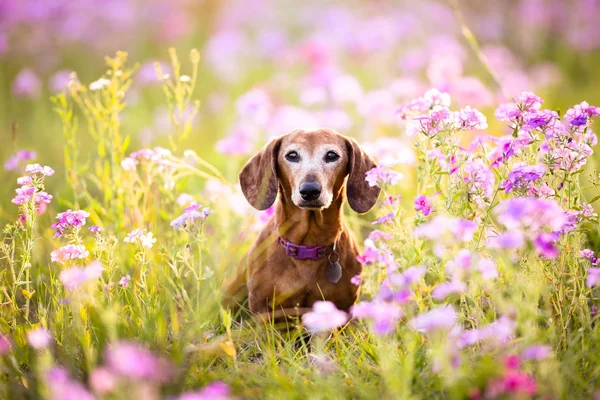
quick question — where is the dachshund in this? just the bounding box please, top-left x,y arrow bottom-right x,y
224,128 -> 380,318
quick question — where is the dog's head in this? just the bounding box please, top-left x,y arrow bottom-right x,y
239,128 -> 380,213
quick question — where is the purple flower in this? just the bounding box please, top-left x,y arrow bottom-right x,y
35,192 -> 53,204
171,206 -> 212,229
517,91 -> 543,112
495,197 -> 567,233
51,244 -> 89,264
178,382 -> 231,400
534,232 -> 559,259
414,216 -> 477,243
89,226 -> 103,233
564,101 -> 600,127
458,316 -> 516,348
89,367 -> 117,395
489,232 -> 525,250
368,230 -> 393,241
27,327 -> 52,349
476,258 -> 498,280
432,280 -> 466,301
454,106 -> 488,130
46,367 -> 95,400
365,165 -> 403,188
12,185 -> 35,205
13,68 -> 41,99
119,275 -> 131,288
356,242 -> 380,265
105,341 -> 174,383
587,268 -> 600,287
580,249 -> 595,260
521,345 -> 551,361
414,195 -> 432,216
52,210 -> 90,234
302,301 -> 348,333
25,164 -> 54,176
352,301 -> 403,335
0,334 -> 13,355
4,150 -> 37,171
372,212 -> 394,225
350,274 -> 361,286
409,305 -> 457,332
502,163 -> 546,194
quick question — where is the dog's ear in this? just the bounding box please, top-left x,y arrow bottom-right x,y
239,136 -> 283,210
345,137 -> 381,214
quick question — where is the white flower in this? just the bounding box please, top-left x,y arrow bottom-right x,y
89,78 -> 111,91
179,75 -> 191,82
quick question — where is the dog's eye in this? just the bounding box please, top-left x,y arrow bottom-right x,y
285,151 -> 300,162
325,151 -> 340,162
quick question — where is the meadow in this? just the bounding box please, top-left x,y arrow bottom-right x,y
2,0 -> 600,399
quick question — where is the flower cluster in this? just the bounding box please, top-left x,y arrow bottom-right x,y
51,209 -> 90,237
124,229 -> 157,249
59,261 -> 104,290
51,244 -> 90,264
171,203 -> 212,229
4,150 -> 36,171
11,164 -> 54,208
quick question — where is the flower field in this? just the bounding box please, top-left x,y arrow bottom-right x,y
3,1 -> 600,399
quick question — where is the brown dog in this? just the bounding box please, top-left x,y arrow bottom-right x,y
226,128 -> 380,316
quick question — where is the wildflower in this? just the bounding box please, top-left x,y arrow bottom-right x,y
495,197 -> 567,233
105,341 -> 174,383
27,327 -> 52,349
564,101 -> 600,127
124,229 -> 156,248
4,150 -> 36,171
13,68 -> 41,99
502,163 -> 546,194
47,367 -> 95,400
486,370 -> 537,398
587,268 -> 600,287
368,230 -> 393,241
171,205 -> 212,229
521,345 -> 551,361
352,301 -> 403,335
178,382 -> 231,400
372,212 -> 395,225
432,280 -> 466,301
89,226 -> 103,233
365,165 -> 403,188
580,249 -> 595,259
409,305 -> 457,332
35,192 -> 53,204
351,275 -> 361,286
121,157 -> 138,171
176,193 -> 195,206
51,244 -> 89,264
356,241 -> 380,265
518,91 -> 543,112
414,195 -> 432,216
25,163 -> 54,176
302,301 -> 348,333
89,78 -> 111,91
414,215 -> 477,242
17,176 -> 32,185
12,185 -> 35,204
51,209 -> 90,235
489,231 -> 525,250
90,367 -> 117,395
0,334 -> 13,355
455,106 -> 488,130
533,232 -> 559,259
119,275 -> 131,288
476,257 -> 498,280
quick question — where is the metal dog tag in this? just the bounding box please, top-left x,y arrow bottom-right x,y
326,261 -> 342,283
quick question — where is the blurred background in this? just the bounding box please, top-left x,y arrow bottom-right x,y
2,0 -> 600,218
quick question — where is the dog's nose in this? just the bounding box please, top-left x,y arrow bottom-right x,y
299,181 -> 322,201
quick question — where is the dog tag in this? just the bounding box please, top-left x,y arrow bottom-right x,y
326,261 -> 342,283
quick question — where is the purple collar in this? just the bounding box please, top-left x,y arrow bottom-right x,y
277,236 -> 329,260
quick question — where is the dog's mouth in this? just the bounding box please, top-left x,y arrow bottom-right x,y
297,199 -> 326,210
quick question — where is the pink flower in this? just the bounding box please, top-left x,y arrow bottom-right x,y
89,226 -> 103,233
46,367 -> 95,400
372,213 -> 394,225
25,163 -> 54,176
105,341 -> 174,383
27,327 -> 53,349
365,165 -> 403,188
454,106 -> 488,130
58,262 -> 105,291
178,382 -> 231,400
302,301 -> 348,333
409,305 -> 457,332
580,249 -> 595,260
51,244 -> 89,264
414,195 -> 432,216
431,280 -> 466,301
90,367 -> 118,395
458,316 -> 516,348
119,275 -> 131,288
4,150 -> 36,171
13,68 -> 41,99
352,301 -> 403,335
124,229 -> 156,248
350,275 -> 361,286
521,345 -> 551,361
0,334 -> 13,355
587,268 -> 600,287
35,192 -> 53,204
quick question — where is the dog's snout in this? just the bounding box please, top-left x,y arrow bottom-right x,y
299,181 -> 322,201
